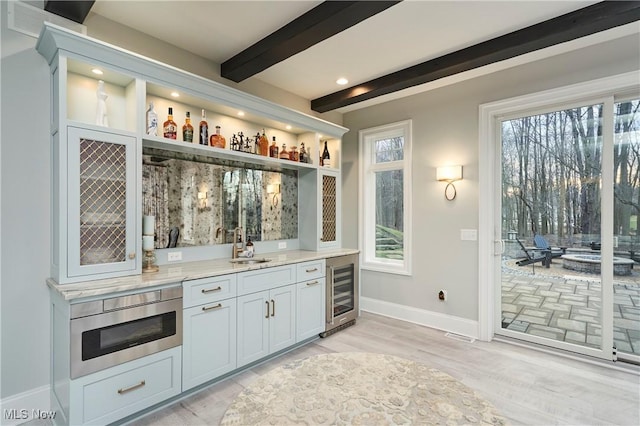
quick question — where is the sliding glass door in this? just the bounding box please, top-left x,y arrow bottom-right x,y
496,96 -> 640,361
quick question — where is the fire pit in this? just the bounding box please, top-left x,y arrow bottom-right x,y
561,254 -> 635,276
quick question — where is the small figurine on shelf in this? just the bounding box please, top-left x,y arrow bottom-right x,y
254,132 -> 261,155
230,133 -> 239,151
95,80 -> 109,127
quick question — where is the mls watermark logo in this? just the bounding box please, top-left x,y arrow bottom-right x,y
4,408 -> 57,421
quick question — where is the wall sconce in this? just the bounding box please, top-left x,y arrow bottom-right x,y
197,191 -> 207,208
267,184 -> 280,207
436,165 -> 463,201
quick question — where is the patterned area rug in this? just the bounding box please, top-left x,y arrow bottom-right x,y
220,352 -> 507,425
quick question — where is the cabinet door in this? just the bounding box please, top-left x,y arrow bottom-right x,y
269,284 -> 296,353
296,278 -> 326,341
319,171 -> 340,248
236,291 -> 269,368
182,299 -> 237,391
67,126 -> 137,278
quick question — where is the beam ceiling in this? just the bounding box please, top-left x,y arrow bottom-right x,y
221,1 -> 401,83
44,1 -> 95,24
311,1 -> 640,113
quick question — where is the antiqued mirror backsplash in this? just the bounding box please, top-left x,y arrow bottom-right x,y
142,148 -> 298,248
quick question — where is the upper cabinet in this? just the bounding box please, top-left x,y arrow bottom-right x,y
37,23 -> 348,283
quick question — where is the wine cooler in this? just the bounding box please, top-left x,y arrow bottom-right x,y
320,254 -> 359,337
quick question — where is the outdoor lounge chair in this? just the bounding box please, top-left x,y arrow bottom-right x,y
515,238 -> 551,267
533,235 -> 565,259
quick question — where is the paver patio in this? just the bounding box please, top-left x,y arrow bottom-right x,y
501,259 -> 640,355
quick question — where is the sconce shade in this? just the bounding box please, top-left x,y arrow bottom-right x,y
436,165 -> 463,182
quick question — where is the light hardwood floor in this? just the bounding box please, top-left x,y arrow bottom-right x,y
126,312 -> 640,426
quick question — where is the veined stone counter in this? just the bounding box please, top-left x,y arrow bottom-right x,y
47,248 -> 359,301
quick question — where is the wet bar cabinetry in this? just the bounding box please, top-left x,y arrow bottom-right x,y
36,23 -> 347,284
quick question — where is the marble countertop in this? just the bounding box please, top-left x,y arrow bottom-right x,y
47,248 -> 359,302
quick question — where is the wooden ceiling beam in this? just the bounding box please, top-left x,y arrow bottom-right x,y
44,1 -> 95,24
311,1 -> 640,113
221,1 -> 401,83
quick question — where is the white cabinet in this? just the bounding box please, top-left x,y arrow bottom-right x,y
295,259 -> 326,341
182,275 -> 237,391
237,284 -> 296,368
296,279 -> 326,341
67,347 -> 181,425
65,126 -> 138,281
299,169 -> 341,250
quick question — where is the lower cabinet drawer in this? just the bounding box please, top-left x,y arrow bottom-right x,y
69,346 -> 181,425
237,264 -> 296,296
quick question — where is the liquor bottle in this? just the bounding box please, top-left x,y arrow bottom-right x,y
182,111 -> 194,143
209,125 -> 226,148
269,136 -> 279,158
259,129 -> 269,156
146,101 -> 158,136
163,107 -> 177,139
279,143 -> 289,160
322,140 -> 331,167
299,142 -> 307,163
289,146 -> 299,161
199,109 -> 208,145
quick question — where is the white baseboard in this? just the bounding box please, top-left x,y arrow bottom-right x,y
0,385 -> 51,426
360,296 -> 480,340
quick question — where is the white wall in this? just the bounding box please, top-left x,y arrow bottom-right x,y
342,33 -> 640,335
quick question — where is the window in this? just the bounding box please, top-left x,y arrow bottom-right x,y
359,120 -> 412,275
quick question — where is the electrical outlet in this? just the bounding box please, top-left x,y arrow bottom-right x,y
167,251 -> 182,262
438,290 -> 447,301
278,242 -> 287,249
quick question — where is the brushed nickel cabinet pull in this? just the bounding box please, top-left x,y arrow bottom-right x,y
118,380 -> 145,395
201,286 -> 222,294
271,299 -> 275,317
128,253 -> 136,259
305,268 -> 318,273
306,280 -> 319,286
265,300 -> 270,318
202,303 -> 222,311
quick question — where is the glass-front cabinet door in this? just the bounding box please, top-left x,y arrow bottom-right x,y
67,126 -> 137,278
320,170 -> 340,248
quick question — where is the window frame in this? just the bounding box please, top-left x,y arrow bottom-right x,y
358,120 -> 412,275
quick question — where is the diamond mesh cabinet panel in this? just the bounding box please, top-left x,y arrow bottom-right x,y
79,139 -> 127,265
322,174 -> 336,242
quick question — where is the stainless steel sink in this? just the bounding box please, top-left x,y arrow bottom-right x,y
229,258 -> 272,265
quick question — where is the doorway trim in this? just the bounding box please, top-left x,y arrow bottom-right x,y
478,71 -> 639,342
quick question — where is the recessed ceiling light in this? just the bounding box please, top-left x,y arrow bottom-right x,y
91,68 -> 103,75
336,77 -> 348,85
237,111 -> 245,117
170,92 -> 180,97
286,125 -> 292,130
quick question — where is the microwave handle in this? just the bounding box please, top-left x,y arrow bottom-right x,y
327,265 -> 335,325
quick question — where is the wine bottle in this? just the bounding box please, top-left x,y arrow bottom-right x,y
182,111 -> 193,142
146,101 -> 158,136
163,107 -> 177,139
269,136 -> 279,158
199,109 -> 208,145
322,140 -> 331,167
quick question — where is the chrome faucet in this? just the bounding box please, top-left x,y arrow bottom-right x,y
231,227 -> 243,259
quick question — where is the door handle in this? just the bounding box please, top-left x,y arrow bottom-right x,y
270,299 -> 275,317
265,300 -> 270,318
117,380 -> 145,395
